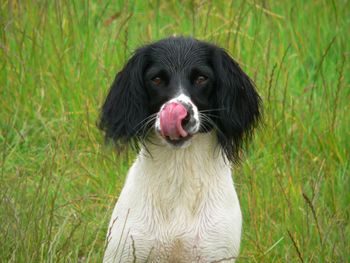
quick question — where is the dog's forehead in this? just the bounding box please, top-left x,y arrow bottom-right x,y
147,38 -> 211,70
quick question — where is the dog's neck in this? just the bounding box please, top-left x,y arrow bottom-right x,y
132,132 -> 232,219
140,132 -> 229,179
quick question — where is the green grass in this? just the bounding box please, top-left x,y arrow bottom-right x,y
1,0 -> 349,262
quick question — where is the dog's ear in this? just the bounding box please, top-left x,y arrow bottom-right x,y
212,48 -> 261,163
99,47 -> 149,145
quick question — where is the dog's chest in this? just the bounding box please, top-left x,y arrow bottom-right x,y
104,136 -> 242,262
128,154 -> 219,239
127,184 -> 238,263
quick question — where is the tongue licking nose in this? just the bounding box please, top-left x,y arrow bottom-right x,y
159,102 -> 189,140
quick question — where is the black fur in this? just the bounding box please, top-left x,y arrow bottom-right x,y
99,46 -> 150,146
212,48 -> 261,162
99,37 -> 261,162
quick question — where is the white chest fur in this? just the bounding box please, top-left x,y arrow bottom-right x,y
103,133 -> 242,262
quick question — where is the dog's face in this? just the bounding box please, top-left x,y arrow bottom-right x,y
99,37 -> 261,162
145,41 -> 216,147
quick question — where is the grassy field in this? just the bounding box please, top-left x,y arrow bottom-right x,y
1,0 -> 349,262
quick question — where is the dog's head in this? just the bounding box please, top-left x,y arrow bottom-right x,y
99,37 -> 261,162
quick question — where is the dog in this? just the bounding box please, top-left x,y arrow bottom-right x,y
99,37 -> 261,262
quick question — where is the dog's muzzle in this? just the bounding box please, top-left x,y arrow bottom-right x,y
155,95 -> 200,145
159,102 -> 188,139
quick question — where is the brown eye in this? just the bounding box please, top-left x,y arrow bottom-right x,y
195,75 -> 208,85
152,77 -> 162,86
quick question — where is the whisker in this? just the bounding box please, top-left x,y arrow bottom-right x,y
134,114 -> 158,135
199,108 -> 227,113
138,123 -> 159,148
138,116 -> 157,138
200,121 -> 211,133
201,113 -> 220,119
199,113 -> 227,140
133,113 -> 158,131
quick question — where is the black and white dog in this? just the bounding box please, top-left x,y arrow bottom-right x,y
100,37 -> 261,262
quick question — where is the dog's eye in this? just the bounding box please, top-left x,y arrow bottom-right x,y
151,77 -> 162,86
195,76 -> 208,85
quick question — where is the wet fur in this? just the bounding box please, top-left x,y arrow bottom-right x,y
99,37 -> 261,262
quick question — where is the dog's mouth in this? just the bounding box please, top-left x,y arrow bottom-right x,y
163,133 -> 193,146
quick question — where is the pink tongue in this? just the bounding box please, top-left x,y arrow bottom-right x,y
159,102 -> 188,139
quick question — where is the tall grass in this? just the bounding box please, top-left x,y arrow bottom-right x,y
1,0 -> 349,262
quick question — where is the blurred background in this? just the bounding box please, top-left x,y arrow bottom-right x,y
1,0 -> 349,262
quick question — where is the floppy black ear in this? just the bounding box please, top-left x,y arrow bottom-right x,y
99,48 -> 149,145
213,48 -> 261,163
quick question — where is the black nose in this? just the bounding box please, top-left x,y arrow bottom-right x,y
181,113 -> 190,127
180,103 -> 196,132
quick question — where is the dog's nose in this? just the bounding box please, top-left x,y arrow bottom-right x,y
181,113 -> 191,127
159,102 -> 189,140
